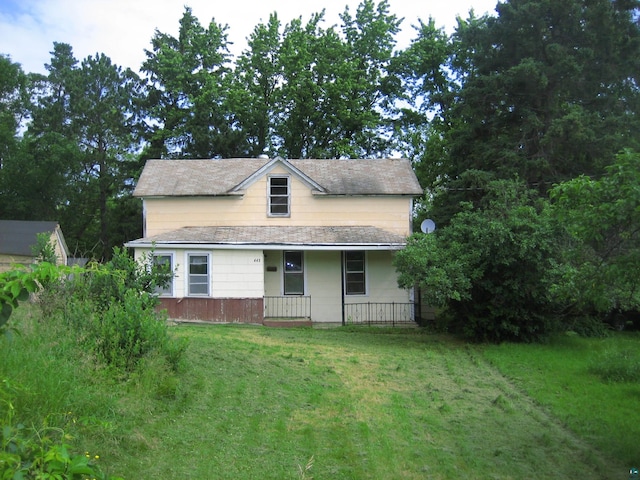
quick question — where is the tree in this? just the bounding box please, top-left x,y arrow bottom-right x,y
275,0 -> 401,158
230,13 -> 283,157
0,43 -> 83,221
0,55 -> 27,170
400,0 -> 640,224
276,12 -> 348,158
4,44 -> 144,259
0,55 -> 29,218
395,180 -> 563,342
549,150 -> 640,316
64,53 -> 145,259
230,1 -> 402,159
339,0 -> 402,157
141,7 -> 239,159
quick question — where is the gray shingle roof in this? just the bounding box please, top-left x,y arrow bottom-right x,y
134,158 -> 423,197
0,220 -> 59,256
127,225 -> 407,249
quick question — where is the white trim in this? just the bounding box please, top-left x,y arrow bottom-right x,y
186,251 -> 211,297
282,250 -> 306,295
231,157 -> 326,193
267,174 -> 291,217
128,242 -> 405,251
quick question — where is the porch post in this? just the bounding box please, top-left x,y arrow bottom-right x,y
341,251 -> 345,326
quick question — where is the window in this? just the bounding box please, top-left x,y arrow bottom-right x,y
269,176 -> 290,216
153,253 -> 173,296
345,251 -> 366,295
284,251 -> 304,295
188,254 -> 209,296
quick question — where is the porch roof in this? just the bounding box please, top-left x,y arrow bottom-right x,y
126,225 -> 408,251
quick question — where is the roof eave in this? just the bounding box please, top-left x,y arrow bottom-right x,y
125,241 -> 406,251
137,193 -> 244,199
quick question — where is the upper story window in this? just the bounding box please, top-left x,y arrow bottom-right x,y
268,176 -> 290,216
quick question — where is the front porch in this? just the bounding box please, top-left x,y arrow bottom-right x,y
158,296 -> 418,327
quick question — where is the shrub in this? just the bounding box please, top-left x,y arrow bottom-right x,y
562,315 -> 611,338
38,247 -> 185,373
396,180 -> 564,342
92,290 -> 186,372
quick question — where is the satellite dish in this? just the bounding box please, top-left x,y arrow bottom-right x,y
420,219 -> 436,234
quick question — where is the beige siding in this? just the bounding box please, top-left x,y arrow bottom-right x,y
143,167 -> 413,237
263,249 -> 411,324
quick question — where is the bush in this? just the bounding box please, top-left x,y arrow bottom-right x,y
396,180 -> 564,343
562,315 -> 611,338
39,248 -> 185,373
92,290 -> 186,372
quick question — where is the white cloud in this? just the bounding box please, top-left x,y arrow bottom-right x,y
0,0 -> 497,74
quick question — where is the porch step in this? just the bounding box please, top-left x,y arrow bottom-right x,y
263,317 -> 312,327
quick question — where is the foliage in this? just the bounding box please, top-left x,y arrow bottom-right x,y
0,326 -> 122,480
90,290 -> 184,372
141,6 -> 236,159
0,262 -> 62,333
549,150 -> 640,315
31,232 -> 58,264
75,247 -> 172,310
42,247 -> 185,373
2,43 -> 145,260
395,179 -> 563,342
398,0 -> 640,224
0,54 -> 28,195
0,423 -> 117,479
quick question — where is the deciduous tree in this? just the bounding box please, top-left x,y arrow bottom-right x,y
141,7 -> 238,158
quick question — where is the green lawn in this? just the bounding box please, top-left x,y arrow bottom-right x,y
481,333 -> 640,468
2,312 -> 638,479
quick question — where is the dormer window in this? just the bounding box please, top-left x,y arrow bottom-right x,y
268,176 -> 290,216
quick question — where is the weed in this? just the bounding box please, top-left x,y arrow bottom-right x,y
297,455 -> 315,480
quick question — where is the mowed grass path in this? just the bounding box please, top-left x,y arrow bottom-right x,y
104,326 -> 625,479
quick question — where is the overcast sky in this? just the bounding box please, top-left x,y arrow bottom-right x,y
0,0 -> 498,75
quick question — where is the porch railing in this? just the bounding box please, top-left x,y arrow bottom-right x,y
264,296 -> 311,319
344,302 -> 417,326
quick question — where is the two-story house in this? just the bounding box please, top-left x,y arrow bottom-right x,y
126,157 -> 423,325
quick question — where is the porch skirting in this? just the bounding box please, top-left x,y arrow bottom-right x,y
158,297 -> 264,324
